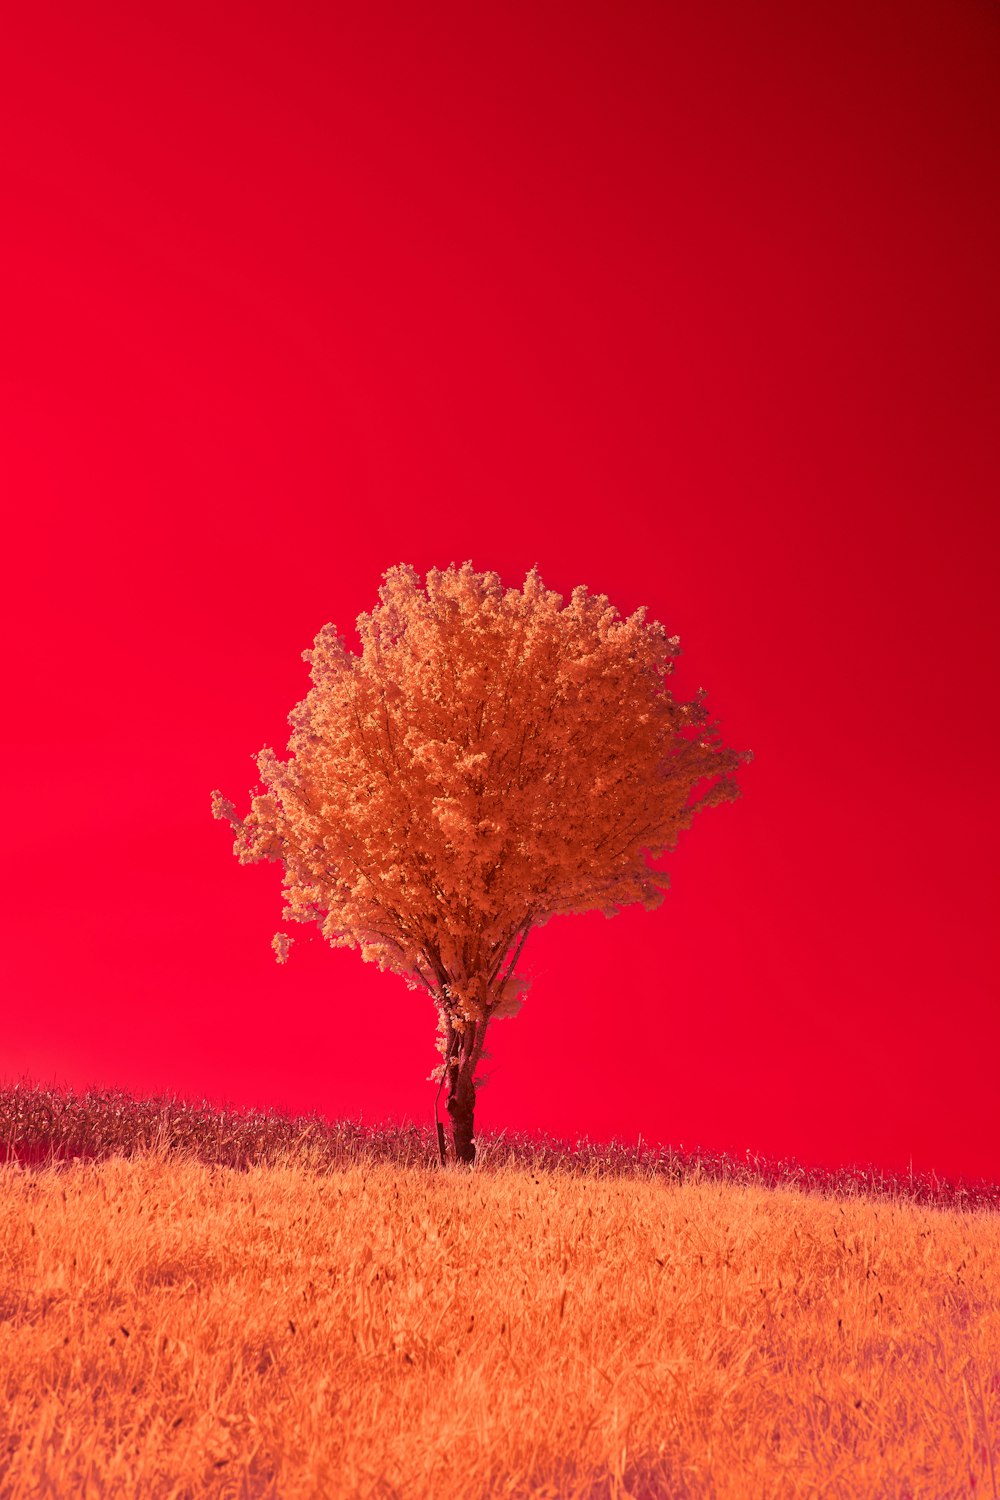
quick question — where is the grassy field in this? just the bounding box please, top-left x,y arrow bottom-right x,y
1,1084 -> 998,1499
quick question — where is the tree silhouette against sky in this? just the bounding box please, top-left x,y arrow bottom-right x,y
212,562 -> 752,1164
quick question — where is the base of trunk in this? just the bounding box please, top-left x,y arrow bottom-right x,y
446,1069 -> 476,1165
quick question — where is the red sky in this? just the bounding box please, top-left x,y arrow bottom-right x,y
3,0 -> 998,1183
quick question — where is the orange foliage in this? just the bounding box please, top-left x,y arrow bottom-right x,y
212,563 -> 751,1117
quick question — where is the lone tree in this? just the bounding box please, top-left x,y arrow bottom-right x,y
211,562 -> 752,1165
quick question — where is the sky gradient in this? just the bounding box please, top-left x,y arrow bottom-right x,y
3,0 -> 998,1182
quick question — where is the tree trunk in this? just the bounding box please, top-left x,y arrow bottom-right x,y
445,1016 -> 486,1165
446,1056 -> 477,1164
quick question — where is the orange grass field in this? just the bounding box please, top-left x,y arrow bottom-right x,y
1,1136 -> 998,1500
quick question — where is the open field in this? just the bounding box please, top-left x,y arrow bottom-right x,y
1,1084 -> 998,1498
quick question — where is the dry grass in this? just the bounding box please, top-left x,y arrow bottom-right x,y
4,1079 -> 998,1212
1,1129 -> 998,1499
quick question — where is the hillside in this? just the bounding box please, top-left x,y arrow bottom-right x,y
1,1099 -> 998,1499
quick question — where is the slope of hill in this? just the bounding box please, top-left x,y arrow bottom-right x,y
1,1087 -> 997,1498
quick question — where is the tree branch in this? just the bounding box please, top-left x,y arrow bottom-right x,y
488,918 -> 533,1013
